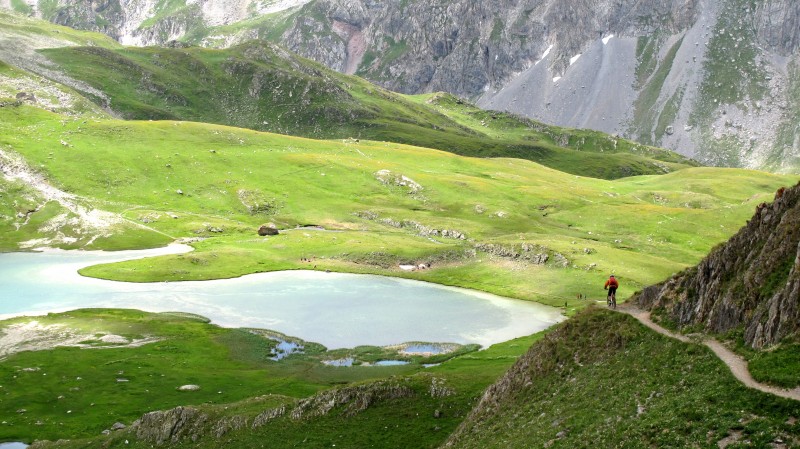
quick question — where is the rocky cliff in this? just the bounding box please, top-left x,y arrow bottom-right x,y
635,182 -> 800,349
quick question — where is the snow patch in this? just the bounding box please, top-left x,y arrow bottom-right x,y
535,44 -> 554,65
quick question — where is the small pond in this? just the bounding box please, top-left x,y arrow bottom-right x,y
373,360 -> 410,366
0,245 -> 564,349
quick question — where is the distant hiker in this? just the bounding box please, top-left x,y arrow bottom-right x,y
604,274 -> 618,309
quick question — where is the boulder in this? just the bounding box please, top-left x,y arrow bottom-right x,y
258,223 -> 279,236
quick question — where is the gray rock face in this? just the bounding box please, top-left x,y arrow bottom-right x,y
635,182 -> 800,348
277,0 -> 799,173
280,0 -> 698,95
755,0 -> 800,56
133,406 -> 209,444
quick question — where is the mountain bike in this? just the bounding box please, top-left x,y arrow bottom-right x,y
607,290 -> 616,309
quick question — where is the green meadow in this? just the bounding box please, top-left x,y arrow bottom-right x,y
7,309 -> 798,448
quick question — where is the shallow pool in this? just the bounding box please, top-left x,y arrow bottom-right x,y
0,245 -> 564,349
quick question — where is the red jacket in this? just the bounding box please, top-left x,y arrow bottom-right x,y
604,277 -> 619,289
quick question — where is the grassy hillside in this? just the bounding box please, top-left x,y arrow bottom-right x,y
444,308 -> 800,449
33,39 -> 697,180
0,102 -> 794,310
20,308 -> 800,448
410,92 -> 693,177
0,309 -> 535,444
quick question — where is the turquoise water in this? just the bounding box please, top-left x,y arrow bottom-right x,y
0,246 -> 564,349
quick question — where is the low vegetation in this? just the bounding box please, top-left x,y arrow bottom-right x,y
14,309 -> 800,448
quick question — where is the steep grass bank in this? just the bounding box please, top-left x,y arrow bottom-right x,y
444,308 -> 800,448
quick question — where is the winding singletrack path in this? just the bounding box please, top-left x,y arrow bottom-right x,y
619,305 -> 800,402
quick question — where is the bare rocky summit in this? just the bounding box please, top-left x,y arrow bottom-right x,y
635,182 -> 800,348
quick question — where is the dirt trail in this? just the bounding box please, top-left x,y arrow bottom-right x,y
619,306 -> 800,402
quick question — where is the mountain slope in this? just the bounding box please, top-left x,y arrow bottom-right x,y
266,0 -> 800,173
2,101 -> 794,306
9,0 -> 797,173
15,22 -> 696,179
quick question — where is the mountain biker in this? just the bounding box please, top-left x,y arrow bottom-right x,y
604,274 -> 618,309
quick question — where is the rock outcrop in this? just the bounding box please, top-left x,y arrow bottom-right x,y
635,183 -> 800,348
125,377 -> 437,445
755,0 -> 800,56
134,406 -> 209,445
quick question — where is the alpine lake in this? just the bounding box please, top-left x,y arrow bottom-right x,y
1,245 -> 564,350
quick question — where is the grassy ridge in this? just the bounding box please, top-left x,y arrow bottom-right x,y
35,40 -> 696,179
0,103 -> 794,310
